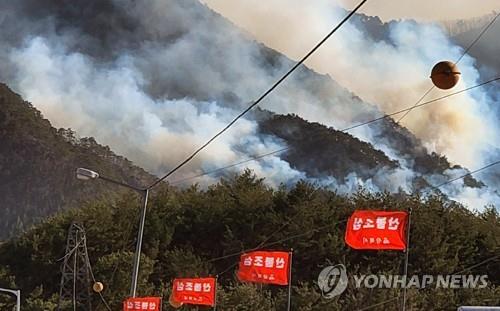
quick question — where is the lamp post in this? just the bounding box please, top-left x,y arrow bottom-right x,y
76,168 -> 148,298
0,288 -> 20,311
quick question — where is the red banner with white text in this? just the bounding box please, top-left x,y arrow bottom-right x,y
237,251 -> 290,285
345,210 -> 408,250
171,277 -> 216,306
123,297 -> 161,311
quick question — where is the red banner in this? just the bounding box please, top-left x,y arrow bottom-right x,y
123,297 -> 161,311
237,251 -> 290,285
171,277 -> 216,306
345,210 -> 408,250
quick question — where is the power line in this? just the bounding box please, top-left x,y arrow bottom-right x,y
213,187 -> 330,275
342,76 -> 500,131
208,221 -> 346,263
83,239 -> 113,311
170,76 -> 500,185
171,78 -> 500,278
396,85 -> 435,123
357,296 -> 399,311
357,252 -> 500,311
396,11 -> 500,123
206,157 -> 500,267
170,147 -> 288,185
147,0 -> 370,189
209,186 -> 499,309
432,160 -> 500,189
455,12 -> 500,65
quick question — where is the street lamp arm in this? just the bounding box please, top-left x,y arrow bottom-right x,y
75,167 -> 148,298
0,288 -> 20,311
98,175 -> 146,193
76,167 -> 145,192
0,288 -> 17,295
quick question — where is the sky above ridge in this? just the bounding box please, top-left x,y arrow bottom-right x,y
204,0 -> 499,22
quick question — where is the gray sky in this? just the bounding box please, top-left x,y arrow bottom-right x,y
204,0 -> 499,22
337,0 -> 499,21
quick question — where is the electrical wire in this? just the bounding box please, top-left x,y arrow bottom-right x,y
169,9 -> 500,188
146,0 -> 370,190
56,239 -> 83,262
169,76 -> 500,185
105,6 -> 499,301
357,251 -> 500,311
104,200 -> 142,302
208,158 -> 500,273
396,85 -> 435,123
209,220 -> 347,263
455,12 -> 500,65
432,160 -> 500,189
83,238 -> 113,311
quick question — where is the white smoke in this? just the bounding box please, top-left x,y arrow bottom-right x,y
202,0 -> 499,168
202,0 -> 500,210
8,36 -> 302,185
0,0 -> 377,187
0,0 -> 498,210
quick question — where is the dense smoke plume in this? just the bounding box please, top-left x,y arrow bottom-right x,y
202,0 -> 500,208
203,0 -> 499,167
0,0 -> 498,209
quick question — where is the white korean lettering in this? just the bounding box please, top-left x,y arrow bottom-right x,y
363,218 -> 375,229
176,281 -> 184,291
203,283 -> 212,293
265,257 -> 274,268
254,256 -> 264,267
376,217 -> 387,230
388,217 -> 400,230
276,257 -> 285,269
194,283 -> 202,292
353,217 -> 363,230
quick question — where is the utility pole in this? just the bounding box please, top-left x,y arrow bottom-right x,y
57,222 -> 92,311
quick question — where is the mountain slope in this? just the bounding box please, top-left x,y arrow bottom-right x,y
259,113 -> 398,180
451,18 -> 500,75
0,0 -> 494,233
0,83 -> 155,238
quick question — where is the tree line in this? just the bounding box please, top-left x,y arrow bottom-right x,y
0,171 -> 498,310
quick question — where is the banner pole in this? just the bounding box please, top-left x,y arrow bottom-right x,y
287,248 -> 293,311
401,208 -> 413,311
214,275 -> 218,311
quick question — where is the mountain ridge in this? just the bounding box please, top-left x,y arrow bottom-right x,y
0,83 -> 156,238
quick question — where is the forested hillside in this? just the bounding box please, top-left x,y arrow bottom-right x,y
1,0 -> 492,239
258,113 -> 481,189
0,81 -> 484,239
259,114 -> 398,180
0,172 -> 498,310
0,84 -> 155,238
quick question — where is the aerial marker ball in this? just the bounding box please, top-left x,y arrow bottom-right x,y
430,61 -> 461,90
93,282 -> 104,293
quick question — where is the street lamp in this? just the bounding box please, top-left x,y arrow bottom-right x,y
76,168 -> 148,298
0,288 -> 20,311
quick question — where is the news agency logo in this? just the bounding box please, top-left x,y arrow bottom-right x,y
318,264 -> 489,299
317,264 -> 348,298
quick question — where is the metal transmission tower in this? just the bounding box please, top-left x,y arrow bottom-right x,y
57,222 -> 92,311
